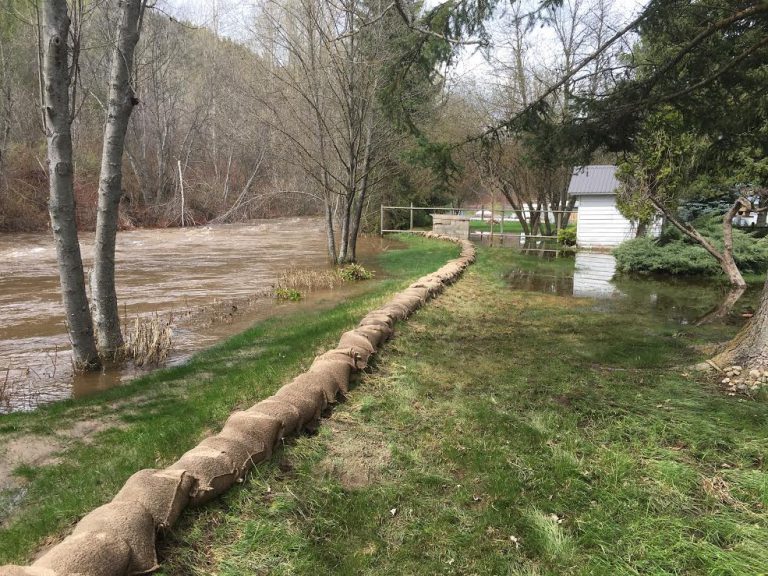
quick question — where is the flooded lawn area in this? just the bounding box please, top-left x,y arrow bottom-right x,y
505,251 -> 760,327
0,219 -> 394,412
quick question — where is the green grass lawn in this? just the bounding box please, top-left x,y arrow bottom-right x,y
156,246 -> 768,576
469,219 -> 525,233
0,235 -> 459,565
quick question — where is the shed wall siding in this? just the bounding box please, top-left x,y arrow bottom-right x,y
576,194 -> 636,248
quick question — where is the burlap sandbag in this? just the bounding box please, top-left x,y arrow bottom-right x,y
402,287 -> 430,302
34,531 -> 131,576
354,324 -> 391,348
219,411 -> 282,456
338,330 -> 375,355
379,302 -> 410,321
70,501 -> 157,575
308,356 -> 352,394
315,347 -> 363,369
0,567 -> 60,576
113,468 -> 193,529
247,398 -> 303,436
289,372 -> 340,404
272,387 -> 324,429
168,445 -> 238,505
389,294 -> 422,313
358,313 -> 394,330
198,436 -> 254,481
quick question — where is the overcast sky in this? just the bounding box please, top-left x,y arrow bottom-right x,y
160,0 -> 648,89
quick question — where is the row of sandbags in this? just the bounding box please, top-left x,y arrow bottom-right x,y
0,232 -> 476,576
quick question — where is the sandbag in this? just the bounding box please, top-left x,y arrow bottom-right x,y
359,311 -> 395,328
289,372 -> 340,404
272,386 -> 325,428
247,398 -> 303,436
34,531 -> 131,576
354,324 -> 391,348
168,445 -> 238,505
0,567 -> 59,576
315,347 -> 364,370
70,501 -> 157,575
308,357 -> 352,394
113,468 -> 193,529
199,436 -> 254,481
338,330 -> 375,355
219,411 -> 282,456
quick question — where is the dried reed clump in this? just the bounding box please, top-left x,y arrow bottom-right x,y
275,268 -> 342,293
123,315 -> 173,367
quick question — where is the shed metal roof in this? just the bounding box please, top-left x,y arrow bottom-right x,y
567,165 -> 620,196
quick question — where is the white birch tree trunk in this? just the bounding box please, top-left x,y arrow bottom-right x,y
42,0 -> 100,369
91,0 -> 145,355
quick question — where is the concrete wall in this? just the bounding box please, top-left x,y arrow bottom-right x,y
432,214 -> 470,240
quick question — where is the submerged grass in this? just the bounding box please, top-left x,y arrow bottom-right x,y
0,235 -> 458,565
158,245 -> 768,575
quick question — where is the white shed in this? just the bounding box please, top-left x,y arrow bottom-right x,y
568,165 -> 648,249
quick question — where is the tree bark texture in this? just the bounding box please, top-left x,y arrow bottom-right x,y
91,0 -> 144,355
42,0 -> 100,369
712,274 -> 768,369
347,124 -> 373,262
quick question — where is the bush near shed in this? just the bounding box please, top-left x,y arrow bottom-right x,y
615,217 -> 768,277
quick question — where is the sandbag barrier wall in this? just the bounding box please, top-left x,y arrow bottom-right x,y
0,232 -> 476,576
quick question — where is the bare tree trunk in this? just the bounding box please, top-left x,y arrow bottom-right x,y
348,126 -> 372,262
498,185 -> 531,235
650,197 -> 746,287
324,199 -> 338,264
42,0 -> 99,369
711,274 -> 768,370
0,32 -> 11,178
338,193 -> 354,263
91,0 -> 145,356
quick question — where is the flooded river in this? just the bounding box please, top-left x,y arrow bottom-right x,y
0,219 -> 390,413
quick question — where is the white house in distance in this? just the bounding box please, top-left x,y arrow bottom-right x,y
568,164 -> 659,249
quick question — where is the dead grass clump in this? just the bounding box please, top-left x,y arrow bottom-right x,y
122,316 -> 173,367
276,268 -> 342,293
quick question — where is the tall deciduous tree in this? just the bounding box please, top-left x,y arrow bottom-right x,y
42,0 -> 100,369
91,0 -> 147,355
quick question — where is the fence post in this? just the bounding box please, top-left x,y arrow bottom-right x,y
500,209 -> 504,235
490,201 -> 494,245
380,204 -> 384,236
410,202 -> 414,231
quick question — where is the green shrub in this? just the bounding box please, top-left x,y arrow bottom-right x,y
615,222 -> 768,276
339,263 -> 374,281
275,288 -> 302,301
557,227 -> 577,246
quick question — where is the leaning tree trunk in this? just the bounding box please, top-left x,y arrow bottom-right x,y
650,196 -> 747,288
42,0 -> 99,369
710,274 -> 768,371
91,0 -> 145,356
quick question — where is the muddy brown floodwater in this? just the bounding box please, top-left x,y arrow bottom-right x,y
0,218 -> 395,413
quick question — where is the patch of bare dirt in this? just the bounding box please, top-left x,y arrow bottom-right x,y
318,417 -> 391,490
0,435 -> 63,493
0,416 -> 125,493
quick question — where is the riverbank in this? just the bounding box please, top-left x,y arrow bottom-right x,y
158,246 -> 767,575
0,234 -> 460,565
0,220 -> 394,411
